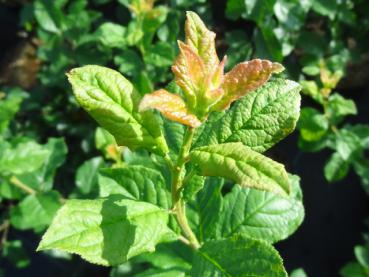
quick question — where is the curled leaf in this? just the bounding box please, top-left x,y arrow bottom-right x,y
213,59 -> 285,111
171,41 -> 205,108
139,89 -> 201,128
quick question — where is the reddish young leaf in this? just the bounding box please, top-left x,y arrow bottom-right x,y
139,89 -> 201,128
212,59 -> 285,111
171,41 -> 205,108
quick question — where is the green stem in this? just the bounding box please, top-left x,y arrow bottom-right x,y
10,176 -> 36,195
171,127 -> 200,249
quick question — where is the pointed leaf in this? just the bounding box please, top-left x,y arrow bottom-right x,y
324,152 -> 349,182
67,65 -> 168,156
98,165 -> 171,209
191,234 -> 287,277
171,42 -> 205,108
190,142 -> 290,196
184,11 -> 219,70
213,59 -> 285,110
194,79 -> 301,153
217,175 -> 304,243
37,197 -> 175,266
139,89 -> 201,128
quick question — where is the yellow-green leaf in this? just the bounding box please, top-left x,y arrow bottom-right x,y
190,142 -> 290,196
67,65 -> 168,156
185,11 -> 219,70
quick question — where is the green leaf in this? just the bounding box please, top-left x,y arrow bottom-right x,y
216,175 -> 304,243
125,20 -> 144,46
191,234 -> 287,277
226,0 -> 246,20
328,94 -> 357,122
190,142 -> 290,196
34,0 -> 66,33
255,26 -> 283,62
324,152 -> 349,182
114,49 -> 143,77
2,240 -> 30,268
0,141 -> 51,175
96,22 -> 126,48
300,80 -> 323,104
298,107 -> 329,142
144,42 -> 175,67
17,137 -> 68,192
67,65 -> 168,156
0,180 -> 22,200
335,129 -> 362,161
75,157 -> 104,197
162,118 -> 185,156
37,197 -> 175,266
133,71 -> 154,95
353,158 -> 369,193
138,242 -> 192,271
311,0 -> 337,19
141,6 -> 168,46
345,124 -> 369,149
297,134 -> 328,152
183,174 -> 205,202
355,245 -> 369,268
340,262 -> 368,277
0,88 -> 27,134
10,191 -> 62,231
274,0 -> 311,31
195,177 -> 224,241
290,268 -> 308,277
98,166 -> 171,209
194,79 -> 301,153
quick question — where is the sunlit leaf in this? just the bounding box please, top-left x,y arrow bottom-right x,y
190,142 -> 290,196
184,11 -> 219,70
139,89 -> 201,128
171,41 -> 205,108
37,197 -> 175,266
213,59 -> 285,110
67,65 -> 168,156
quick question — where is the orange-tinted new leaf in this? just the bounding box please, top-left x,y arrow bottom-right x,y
139,89 -> 201,128
171,41 -> 205,107
213,59 -> 285,111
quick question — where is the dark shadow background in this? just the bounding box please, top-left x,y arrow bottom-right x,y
1,1 -> 368,276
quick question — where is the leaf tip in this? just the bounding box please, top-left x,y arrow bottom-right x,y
272,62 -> 285,74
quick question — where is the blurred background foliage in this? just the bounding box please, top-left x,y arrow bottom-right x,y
0,0 -> 369,276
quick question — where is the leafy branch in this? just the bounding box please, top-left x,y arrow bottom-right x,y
36,11 -> 303,276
